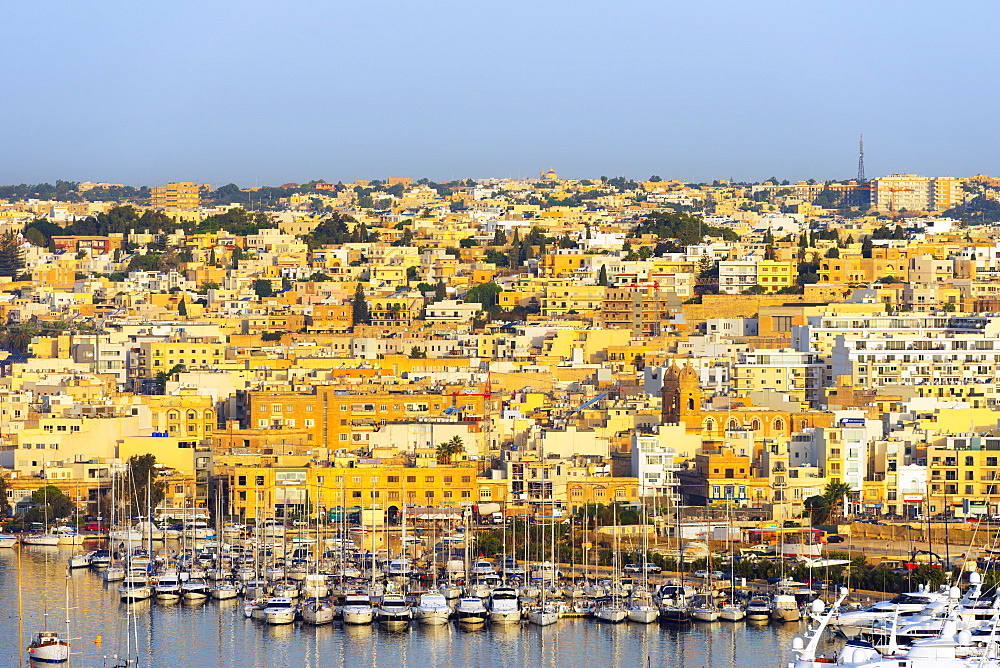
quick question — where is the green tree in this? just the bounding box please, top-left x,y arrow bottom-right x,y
492,228 -> 507,246
465,281 -> 502,314
0,231 -> 25,278
121,454 -> 167,519
26,485 -> 76,523
823,481 -> 854,524
436,435 -> 464,464
252,279 -> 274,299
434,281 -> 447,302
825,247 -> 840,258
597,264 -> 608,286
153,363 -> 184,395
177,296 -> 187,317
0,473 -> 11,517
24,227 -> 46,247
352,282 -> 370,326
861,237 -> 873,258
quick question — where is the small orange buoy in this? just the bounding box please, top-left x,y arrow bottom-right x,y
95,636 -> 103,647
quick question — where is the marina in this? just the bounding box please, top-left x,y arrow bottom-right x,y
0,540 -> 822,668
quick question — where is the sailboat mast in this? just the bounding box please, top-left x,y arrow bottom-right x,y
64,571 -> 71,668
17,540 -> 23,668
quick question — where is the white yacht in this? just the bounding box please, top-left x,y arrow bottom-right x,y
414,592 -> 452,625
746,594 -> 771,620
67,553 -> 91,569
257,597 -> 296,625
488,586 -> 521,623
626,588 -> 659,624
181,578 -> 211,601
526,601 -> 560,626
454,597 -> 489,626
27,631 -> 70,664
210,580 -> 239,600
595,596 -> 628,623
719,601 -> 746,622
154,572 -> 182,601
691,592 -> 720,622
825,585 -> 949,637
301,598 -> 335,625
119,574 -> 153,601
771,593 -> 800,622
377,594 -> 412,627
342,594 -> 375,625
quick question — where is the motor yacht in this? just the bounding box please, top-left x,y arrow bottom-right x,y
342,594 -> 375,625
454,596 -> 489,626
414,592 -> 452,625
377,594 -> 412,628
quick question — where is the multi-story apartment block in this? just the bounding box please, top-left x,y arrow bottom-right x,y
718,259 -> 794,294
150,182 -> 209,209
230,464 -> 480,520
924,434 -> 1000,518
601,285 -> 681,337
539,283 -> 603,317
871,174 -> 963,212
731,348 -> 826,405
240,386 -> 489,449
132,338 -> 226,381
831,329 -> 1000,395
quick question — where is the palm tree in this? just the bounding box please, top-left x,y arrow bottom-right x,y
823,481 -> 854,523
435,435 -> 464,464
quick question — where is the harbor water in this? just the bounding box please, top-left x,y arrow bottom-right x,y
0,545 -> 834,668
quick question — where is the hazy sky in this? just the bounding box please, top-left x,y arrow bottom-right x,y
2,0 -> 997,186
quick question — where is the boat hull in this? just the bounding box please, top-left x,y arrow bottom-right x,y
627,607 -> 659,624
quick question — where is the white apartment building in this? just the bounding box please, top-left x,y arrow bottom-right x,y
718,259 -> 757,294
832,330 -> 1000,390
731,349 -> 826,405
631,432 -> 683,503
793,313 -> 1000,359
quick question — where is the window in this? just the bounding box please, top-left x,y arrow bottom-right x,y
425,491 -> 434,498
462,476 -> 471,483
387,476 -> 400,483
255,476 -> 264,485
425,476 -> 434,483
407,476 -> 416,483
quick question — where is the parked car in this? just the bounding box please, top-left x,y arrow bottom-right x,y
84,524 -> 110,532
624,564 -> 643,573
825,534 -> 846,543
643,563 -> 662,573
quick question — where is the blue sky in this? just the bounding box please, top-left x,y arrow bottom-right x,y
2,0 -> 997,186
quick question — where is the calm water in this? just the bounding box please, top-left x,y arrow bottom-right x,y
0,545 -> 828,668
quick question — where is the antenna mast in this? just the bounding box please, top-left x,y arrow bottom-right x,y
857,134 -> 865,183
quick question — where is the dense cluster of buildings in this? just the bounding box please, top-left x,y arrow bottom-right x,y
1,170 -> 1000,525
